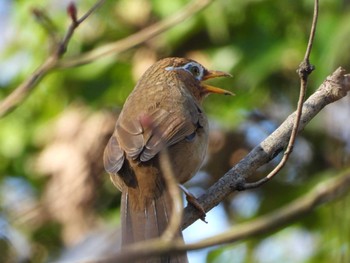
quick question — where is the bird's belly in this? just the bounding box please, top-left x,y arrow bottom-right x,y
168,130 -> 208,184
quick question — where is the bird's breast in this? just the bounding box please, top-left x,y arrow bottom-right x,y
167,122 -> 208,184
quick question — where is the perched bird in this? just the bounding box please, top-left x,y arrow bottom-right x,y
104,57 -> 233,262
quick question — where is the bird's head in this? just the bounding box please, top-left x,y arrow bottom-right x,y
163,57 -> 234,101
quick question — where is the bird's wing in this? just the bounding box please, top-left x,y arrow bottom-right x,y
139,106 -> 198,162
104,99 -> 202,174
103,133 -> 125,175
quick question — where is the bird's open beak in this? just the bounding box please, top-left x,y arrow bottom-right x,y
201,70 -> 234,96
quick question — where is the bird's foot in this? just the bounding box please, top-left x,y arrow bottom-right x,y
179,184 -> 207,223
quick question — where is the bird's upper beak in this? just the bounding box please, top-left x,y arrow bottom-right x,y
201,70 -> 234,96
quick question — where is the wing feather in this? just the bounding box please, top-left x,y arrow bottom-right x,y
105,81 -> 202,173
103,135 -> 125,174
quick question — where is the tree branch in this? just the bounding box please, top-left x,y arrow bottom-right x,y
0,0 -> 213,118
159,150 -> 184,241
0,0 -> 105,118
56,0 -> 213,69
182,170 -> 350,250
182,67 -> 350,228
97,168 -> 350,262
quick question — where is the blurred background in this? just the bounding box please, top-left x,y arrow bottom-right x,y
1,0 -> 350,262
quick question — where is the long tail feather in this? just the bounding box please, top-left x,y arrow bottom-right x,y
121,189 -> 188,263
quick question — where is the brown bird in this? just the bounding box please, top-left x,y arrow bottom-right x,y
104,57 -> 232,262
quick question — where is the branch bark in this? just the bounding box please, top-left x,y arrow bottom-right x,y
182,170 -> 350,250
182,67 -> 350,228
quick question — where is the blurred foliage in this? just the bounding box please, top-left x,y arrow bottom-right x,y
1,0 -> 350,262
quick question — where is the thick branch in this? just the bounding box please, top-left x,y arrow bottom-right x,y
182,170 -> 350,250
182,67 -> 350,228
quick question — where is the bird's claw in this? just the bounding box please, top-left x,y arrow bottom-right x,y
179,184 -> 207,223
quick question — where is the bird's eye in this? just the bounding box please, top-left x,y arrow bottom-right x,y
190,66 -> 200,77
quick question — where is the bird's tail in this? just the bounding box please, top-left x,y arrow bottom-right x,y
121,186 -> 188,263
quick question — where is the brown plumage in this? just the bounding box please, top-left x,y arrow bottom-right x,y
104,57 -> 232,262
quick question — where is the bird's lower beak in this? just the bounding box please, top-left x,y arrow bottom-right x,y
201,70 -> 234,95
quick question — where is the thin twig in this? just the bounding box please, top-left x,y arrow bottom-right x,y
56,0 -> 213,68
31,8 -> 60,45
0,57 -> 56,117
77,0 -> 105,24
243,0 -> 319,189
0,0 -> 212,118
159,149 -> 184,241
0,0 -> 105,118
58,0 -> 105,56
303,0 -> 319,63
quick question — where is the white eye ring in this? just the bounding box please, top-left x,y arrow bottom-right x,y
165,62 -> 204,81
183,62 -> 204,81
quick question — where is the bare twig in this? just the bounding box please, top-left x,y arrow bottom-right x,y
0,58 -> 56,117
0,0 -> 213,118
31,8 -> 60,44
159,150 -> 184,241
303,0 -> 319,64
243,0 -> 319,189
182,67 -> 350,228
0,0 -> 105,117
56,0 -> 213,68
58,0 -> 106,56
